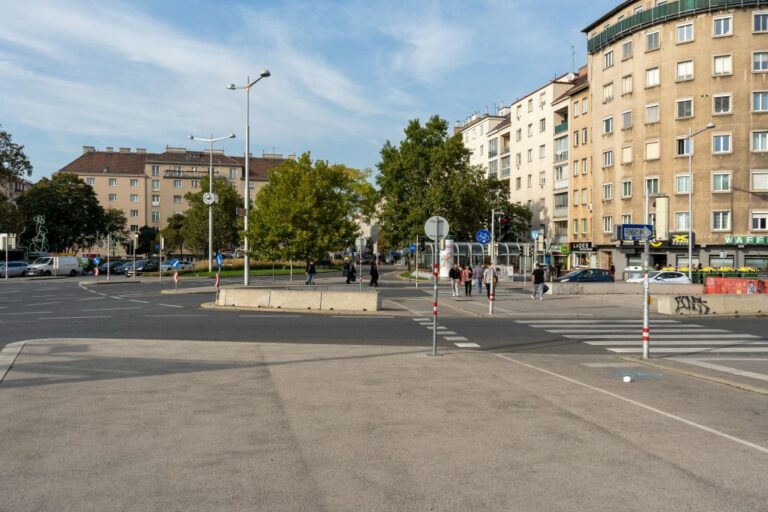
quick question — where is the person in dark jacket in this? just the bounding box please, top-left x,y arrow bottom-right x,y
305,260 -> 317,285
369,262 -> 379,287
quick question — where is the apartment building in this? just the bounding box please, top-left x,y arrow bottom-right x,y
585,0 -> 768,271
57,146 -> 286,233
460,110 -> 509,170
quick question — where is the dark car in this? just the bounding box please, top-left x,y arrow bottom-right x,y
554,268 -> 613,283
97,260 -> 129,275
124,259 -> 159,277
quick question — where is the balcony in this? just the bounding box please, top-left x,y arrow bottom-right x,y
554,206 -> 569,219
500,145 -> 511,155
554,178 -> 569,191
554,122 -> 569,135
164,170 -> 209,179
587,0 -> 759,53
554,150 -> 569,163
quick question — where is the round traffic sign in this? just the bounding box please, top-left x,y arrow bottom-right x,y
475,229 -> 491,245
424,216 -> 449,241
202,192 -> 217,205
408,243 -> 416,254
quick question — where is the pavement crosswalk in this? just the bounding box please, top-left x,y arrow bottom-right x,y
515,318 -> 768,355
412,318 -> 478,348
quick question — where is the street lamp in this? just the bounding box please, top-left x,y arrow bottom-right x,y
687,122 -> 716,280
227,69 -> 271,286
188,133 -> 237,272
132,232 -> 139,278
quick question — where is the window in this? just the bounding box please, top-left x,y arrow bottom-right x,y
515,177 -> 522,190
646,67 -> 660,87
621,74 -> 633,95
602,183 -> 613,200
645,140 -> 660,160
108,194 -> 117,202
751,171 -> 768,191
130,194 -> 139,203
675,175 -> 690,194
516,105 -> 522,118
191,180 -> 199,188
86,178 -> 95,186
539,145 -> 546,159
488,138 -> 498,157
109,178 -> 117,187
582,218 -> 588,234
753,211 -> 768,230
603,116 -> 614,134
581,189 -> 588,204
622,180 -> 632,198
677,60 -> 694,81
151,195 -> 160,205
152,179 -> 160,191
646,31 -> 660,51
527,149 -> 533,162
714,16 -> 732,37
646,177 -> 660,195
602,216 -> 613,233
582,98 -> 588,113
582,158 -> 588,175
677,23 -> 693,43
539,119 -> 546,133
602,150 -> 614,167
573,131 -> 580,147
621,110 -> 633,130
713,133 -> 732,154
573,220 -> 579,234
602,82 -> 614,103
173,179 -> 182,188
478,145 -> 484,159
527,175 -> 532,188
713,94 -> 732,114
515,153 -> 522,166
573,160 -> 580,176
712,211 -> 731,231
151,165 -> 160,177
752,131 -> 768,152
151,210 -> 160,223
621,145 -> 633,164
676,136 -> 692,157
171,195 -> 181,204
130,210 -> 139,218
753,91 -> 768,112
528,124 -> 533,137
582,127 -> 588,143
500,156 -> 510,178
645,104 -> 660,124
713,172 -> 731,192
488,160 -> 498,177
676,98 -> 693,119
754,52 -> 768,74
130,225 -> 138,232
621,214 -> 632,225
713,55 -> 732,76
528,98 -> 533,112
603,49 -> 614,69
754,12 -> 768,33
130,179 -> 138,187
675,212 -> 690,231
573,101 -> 580,117
622,40 -> 633,60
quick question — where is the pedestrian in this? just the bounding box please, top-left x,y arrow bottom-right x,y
555,263 -> 562,279
461,264 -> 473,296
609,264 -> 616,282
448,263 -> 461,297
305,260 -> 317,285
483,263 -> 494,299
347,264 -> 356,283
473,262 -> 484,294
531,262 -> 545,300
369,262 -> 379,287
343,258 -> 350,283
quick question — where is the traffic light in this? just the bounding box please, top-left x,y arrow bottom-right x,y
499,212 -> 511,241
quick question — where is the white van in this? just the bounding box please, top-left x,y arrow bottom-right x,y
26,256 -> 81,277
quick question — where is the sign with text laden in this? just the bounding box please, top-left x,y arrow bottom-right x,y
724,235 -> 768,246
570,241 -> 593,252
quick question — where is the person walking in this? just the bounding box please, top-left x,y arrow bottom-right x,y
448,263 -> 461,297
343,258 -> 351,284
473,263 -> 484,295
369,262 -> 379,287
461,264 -> 473,296
531,262 -> 545,300
305,260 -> 317,285
483,263 -> 494,299
609,264 -> 616,282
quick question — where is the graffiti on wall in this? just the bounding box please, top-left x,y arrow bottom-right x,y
675,295 -> 711,315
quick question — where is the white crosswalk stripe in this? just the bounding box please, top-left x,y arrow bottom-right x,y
515,318 -> 768,356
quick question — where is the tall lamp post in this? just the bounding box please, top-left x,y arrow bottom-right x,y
687,122 -> 716,280
188,133 -> 236,272
227,69 -> 271,286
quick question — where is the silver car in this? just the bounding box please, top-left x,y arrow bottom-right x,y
0,261 -> 30,277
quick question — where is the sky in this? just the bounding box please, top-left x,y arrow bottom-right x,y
0,0 -> 618,182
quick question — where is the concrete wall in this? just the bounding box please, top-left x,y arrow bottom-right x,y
551,282 -> 703,295
657,294 -> 768,316
217,288 -> 380,312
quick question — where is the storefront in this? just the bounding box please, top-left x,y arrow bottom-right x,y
569,241 -> 597,269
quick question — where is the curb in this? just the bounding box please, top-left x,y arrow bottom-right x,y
200,302 -> 411,317
0,341 -> 27,384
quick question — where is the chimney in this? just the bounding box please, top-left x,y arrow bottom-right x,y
119,147 -> 130,153
135,148 -> 146,154
82,146 -> 96,154
105,147 -> 113,152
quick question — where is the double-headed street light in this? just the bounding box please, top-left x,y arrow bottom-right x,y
188,133 -> 237,273
227,69 -> 271,286
687,122 -> 716,280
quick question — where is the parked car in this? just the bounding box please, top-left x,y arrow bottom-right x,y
124,259 -> 159,277
97,260 -> 128,275
160,260 -> 193,272
0,261 -> 29,277
554,268 -> 613,283
25,256 -> 81,277
627,271 -> 691,284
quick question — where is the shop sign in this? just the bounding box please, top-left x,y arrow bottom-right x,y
570,241 -> 593,252
724,235 -> 768,246
621,232 -> 693,249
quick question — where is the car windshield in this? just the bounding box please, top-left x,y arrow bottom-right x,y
561,270 -> 583,279
32,257 -> 52,265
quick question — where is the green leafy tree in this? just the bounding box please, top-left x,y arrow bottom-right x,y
181,176 -> 242,255
101,208 -> 127,255
0,193 -> 24,235
497,203 -> 533,242
160,213 -> 186,257
16,173 -> 105,252
138,226 -> 159,256
376,115 -> 525,247
247,152 -> 376,262
0,125 -> 33,186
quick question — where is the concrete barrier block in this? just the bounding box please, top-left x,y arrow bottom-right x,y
321,291 -> 379,311
657,294 -> 768,316
218,288 -> 271,308
269,290 -> 322,310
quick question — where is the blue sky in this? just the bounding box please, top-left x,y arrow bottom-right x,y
0,0 -> 617,181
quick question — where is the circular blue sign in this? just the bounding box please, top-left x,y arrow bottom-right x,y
475,229 -> 491,245
92,257 -> 101,265
408,243 -> 416,254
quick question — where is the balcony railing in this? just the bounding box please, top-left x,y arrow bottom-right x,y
587,0 -> 768,54
553,207 -> 569,219
554,122 -> 569,135
500,145 -> 511,155
554,150 -> 569,163
554,178 -> 569,191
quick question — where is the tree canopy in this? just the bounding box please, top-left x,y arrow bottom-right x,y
247,152 -> 376,262
182,176 -> 242,254
0,126 -> 33,186
160,213 -> 186,257
376,115 -> 528,248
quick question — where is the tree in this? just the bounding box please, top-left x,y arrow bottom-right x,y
137,226 -> 159,256
0,126 -> 33,186
376,115 -> 525,247
247,152 -> 376,262
182,176 -> 242,255
160,213 -> 186,257
0,193 -> 24,235
15,173 -> 105,252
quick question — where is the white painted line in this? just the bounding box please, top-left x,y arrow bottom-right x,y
130,299 -> 150,304
0,290 -> 20,294
544,328 -> 716,333
434,326 -> 448,330
158,303 -> 183,308
77,297 -> 103,302
672,359 -> 768,383
454,342 -> 480,348
41,316 -> 112,320
144,314 -> 208,318
582,362 -> 642,368
238,314 -> 302,318
496,354 -> 768,455
445,336 -> 469,341
608,347 -> 768,353
0,311 -> 52,316
26,301 -> 61,307
0,306 -> 5,309
586,340 -> 768,346
413,318 -> 431,322
565,334 -> 759,340
518,319 -> 680,324
84,306 -> 142,312
332,315 -> 394,319
110,296 -> 124,300
96,293 -> 107,296
439,331 -> 458,335
0,341 -> 25,383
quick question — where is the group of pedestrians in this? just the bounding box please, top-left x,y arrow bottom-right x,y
448,263 -> 499,299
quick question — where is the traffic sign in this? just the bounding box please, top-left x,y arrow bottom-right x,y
475,229 -> 491,245
408,243 -> 416,254
530,230 -> 540,240
171,259 -> 180,269
92,257 -> 101,265
424,216 -> 449,241
202,192 -> 217,205
216,253 -> 223,268
621,224 -> 654,241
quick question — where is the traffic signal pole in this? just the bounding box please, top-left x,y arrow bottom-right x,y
489,209 -> 495,315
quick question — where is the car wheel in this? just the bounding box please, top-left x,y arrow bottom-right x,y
21,271 -> 26,277
45,270 -> 52,276
69,269 -> 77,277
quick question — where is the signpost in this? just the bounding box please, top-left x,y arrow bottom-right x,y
356,236 -> 366,293
425,216 -> 449,356
171,259 -> 180,292
475,229 -> 491,245
620,223 -> 654,359
621,224 -> 654,242
93,256 -> 101,279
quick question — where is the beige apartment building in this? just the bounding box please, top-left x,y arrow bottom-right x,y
57,146 -> 285,236
585,0 -> 768,271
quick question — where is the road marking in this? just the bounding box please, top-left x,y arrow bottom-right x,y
26,301 -> 61,307
110,296 -> 124,300
566,333 -> 759,340
84,306 -> 142,311
582,362 -> 642,368
518,319 -> 681,324
0,290 -> 20,294
41,315 -> 112,320
609,347 -> 768,353
238,314 -> 302,318
672,358 -> 768,383
496,354 -> 768,455
586,340 -> 768,346
446,336 -> 469,342
158,303 -> 183,308
439,331 -> 458,335
77,297 -> 103,302
413,318 -> 431,322
332,315 -> 394,319
144,314 -> 208,318
0,311 -> 52,316
0,306 -> 5,309
129,299 -> 150,304
454,342 -> 480,348
542,327 -> 711,332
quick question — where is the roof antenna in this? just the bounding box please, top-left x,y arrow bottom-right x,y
571,45 -> 576,72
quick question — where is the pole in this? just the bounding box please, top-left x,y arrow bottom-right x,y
688,126 -> 693,281
132,234 -> 137,279
208,137 -> 214,274
359,238 -> 364,293
244,78 -> 251,286
107,233 -> 111,281
159,236 -> 164,282
643,184 -> 650,359
489,209 -> 495,315
432,220 -> 439,356
415,234 -> 420,288
3,235 -> 8,280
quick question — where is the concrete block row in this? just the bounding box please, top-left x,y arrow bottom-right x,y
657,293 -> 768,316
216,288 -> 380,312
551,282 -> 704,295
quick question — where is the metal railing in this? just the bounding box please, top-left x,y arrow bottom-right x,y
554,122 -> 569,135
588,0 -> 768,54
